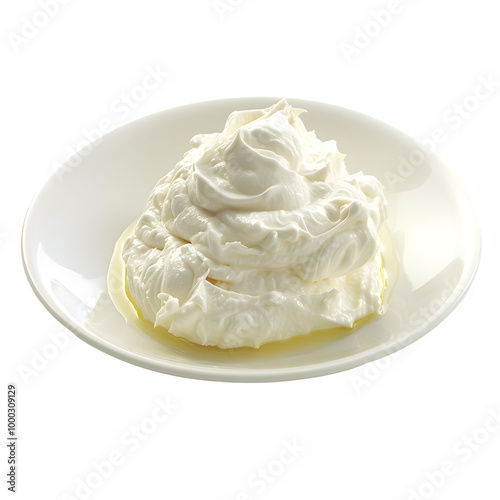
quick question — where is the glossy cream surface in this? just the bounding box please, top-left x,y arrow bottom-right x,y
122,99 -> 389,348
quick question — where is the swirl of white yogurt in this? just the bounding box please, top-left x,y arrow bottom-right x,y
122,99 -> 389,348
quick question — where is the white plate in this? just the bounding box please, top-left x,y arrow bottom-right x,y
22,97 -> 481,382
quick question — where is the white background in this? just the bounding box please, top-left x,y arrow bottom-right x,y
1,0 -> 499,499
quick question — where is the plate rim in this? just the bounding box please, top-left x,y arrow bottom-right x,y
21,96 -> 482,382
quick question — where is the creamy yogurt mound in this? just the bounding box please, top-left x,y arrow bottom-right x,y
122,99 -> 389,348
